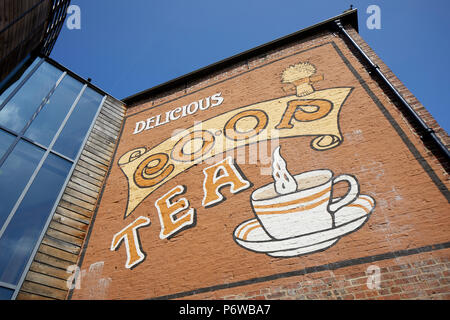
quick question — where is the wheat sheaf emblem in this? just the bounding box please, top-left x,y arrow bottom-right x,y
281,62 -> 324,97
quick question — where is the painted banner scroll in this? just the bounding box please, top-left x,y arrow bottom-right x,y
118,62 -> 353,218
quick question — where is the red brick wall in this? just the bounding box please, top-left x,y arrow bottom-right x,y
69,25 -> 449,300
343,26 -> 449,172
191,249 -> 450,300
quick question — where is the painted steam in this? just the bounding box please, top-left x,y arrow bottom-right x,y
272,147 -> 298,194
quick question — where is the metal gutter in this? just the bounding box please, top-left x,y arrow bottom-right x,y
123,9 -> 358,105
334,19 -> 450,161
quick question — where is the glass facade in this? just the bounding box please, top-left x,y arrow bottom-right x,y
0,57 -> 105,299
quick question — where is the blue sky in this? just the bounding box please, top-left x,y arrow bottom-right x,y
51,0 -> 450,133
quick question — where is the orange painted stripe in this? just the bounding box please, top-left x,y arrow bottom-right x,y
238,220 -> 259,238
242,224 -> 261,240
253,187 -> 331,210
359,196 -> 374,207
346,203 -> 370,213
255,197 -> 329,215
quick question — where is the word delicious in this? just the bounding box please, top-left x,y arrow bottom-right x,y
133,93 -> 224,134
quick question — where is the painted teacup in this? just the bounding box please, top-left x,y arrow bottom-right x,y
251,169 -> 359,239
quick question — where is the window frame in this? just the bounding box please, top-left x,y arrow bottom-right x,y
0,57 -> 107,299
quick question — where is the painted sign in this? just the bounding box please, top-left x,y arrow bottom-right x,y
132,93 -> 225,134
111,61 -> 366,268
234,147 -> 375,258
118,62 -> 353,218
71,42 -> 449,300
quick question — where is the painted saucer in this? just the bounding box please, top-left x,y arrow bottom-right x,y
233,195 -> 375,257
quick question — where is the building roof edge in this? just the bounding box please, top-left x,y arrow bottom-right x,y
123,8 -> 358,106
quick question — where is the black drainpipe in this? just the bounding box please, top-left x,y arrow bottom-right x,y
334,19 -> 450,161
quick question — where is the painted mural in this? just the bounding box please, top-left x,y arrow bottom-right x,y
110,61 -> 372,269
118,62 -> 353,219
70,42 -> 449,300
234,146 -> 375,257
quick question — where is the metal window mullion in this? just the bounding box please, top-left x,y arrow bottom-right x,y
0,84 -> 87,241
25,71 -> 68,134
17,136 -> 50,153
0,126 -> 76,161
0,71 -> 67,168
0,124 -> 20,138
0,125 -> 47,154
49,149 -> 75,163
0,282 -> 16,290
0,58 -> 44,113
12,93 -> 107,300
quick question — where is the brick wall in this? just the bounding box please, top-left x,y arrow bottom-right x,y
343,25 -> 449,173
69,21 -> 449,300
191,249 -> 450,300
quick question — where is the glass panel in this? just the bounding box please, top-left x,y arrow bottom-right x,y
24,76 -> 84,147
0,140 -> 44,227
0,58 -> 41,107
0,129 -> 16,160
0,287 -> 13,300
53,87 -> 103,159
0,153 -> 71,285
0,62 -> 63,133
